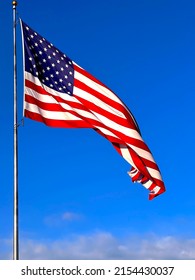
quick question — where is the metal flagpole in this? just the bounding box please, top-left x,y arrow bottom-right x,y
12,0 -> 19,260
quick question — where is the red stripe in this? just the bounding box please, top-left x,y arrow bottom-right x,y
25,110 -> 90,128
74,78 -> 138,130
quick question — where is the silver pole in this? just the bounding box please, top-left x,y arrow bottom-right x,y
12,0 -> 19,260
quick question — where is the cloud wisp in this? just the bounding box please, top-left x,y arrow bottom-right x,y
44,211 -> 83,227
1,232 -> 195,260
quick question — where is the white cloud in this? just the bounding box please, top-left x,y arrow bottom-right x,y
1,233 -> 195,260
44,211 -> 83,226
62,212 -> 82,221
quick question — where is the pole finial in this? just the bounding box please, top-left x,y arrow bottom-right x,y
12,1 -> 18,9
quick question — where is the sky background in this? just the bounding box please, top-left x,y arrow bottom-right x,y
0,0 -> 195,260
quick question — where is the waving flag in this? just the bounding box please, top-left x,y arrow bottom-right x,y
21,19 -> 165,200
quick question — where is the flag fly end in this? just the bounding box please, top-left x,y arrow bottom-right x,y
149,187 -> 166,200
20,19 -> 166,201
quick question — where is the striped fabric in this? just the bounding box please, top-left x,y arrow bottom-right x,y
21,20 -> 165,200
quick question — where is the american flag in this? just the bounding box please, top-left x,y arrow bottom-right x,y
21,19 -> 165,200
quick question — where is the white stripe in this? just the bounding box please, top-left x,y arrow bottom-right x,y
25,102 -> 82,121
73,86 -> 125,118
119,145 -> 134,167
130,145 -> 155,163
147,167 -> 162,181
142,180 -> 152,190
90,111 -> 143,142
25,87 -> 56,104
74,69 -> 123,105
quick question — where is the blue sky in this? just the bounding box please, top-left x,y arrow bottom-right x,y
0,0 -> 195,259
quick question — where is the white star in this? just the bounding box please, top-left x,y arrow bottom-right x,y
57,60 -> 60,64
68,82 -> 72,86
56,71 -> 59,75
29,57 -> 33,61
48,56 -> 51,59
52,63 -> 55,67
47,67 -> 50,70
44,48 -> 47,52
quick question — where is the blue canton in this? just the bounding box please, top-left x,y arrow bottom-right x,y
22,21 -> 74,95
